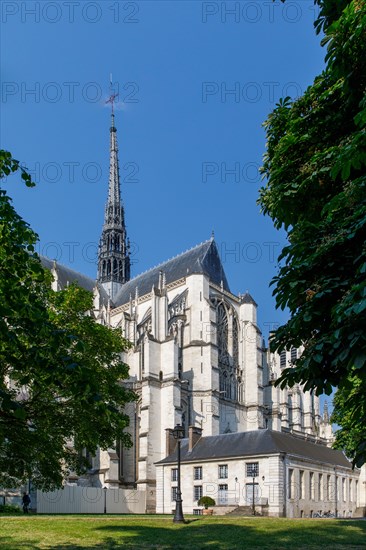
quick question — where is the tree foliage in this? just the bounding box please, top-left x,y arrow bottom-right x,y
331,376 -> 365,464
198,496 -> 216,509
0,150 -> 135,489
259,1 -> 366,465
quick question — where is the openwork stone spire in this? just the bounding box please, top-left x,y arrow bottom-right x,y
98,110 -> 130,300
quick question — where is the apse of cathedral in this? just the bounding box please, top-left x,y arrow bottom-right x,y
43,111 -> 333,509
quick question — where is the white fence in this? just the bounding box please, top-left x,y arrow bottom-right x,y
37,486 -> 146,514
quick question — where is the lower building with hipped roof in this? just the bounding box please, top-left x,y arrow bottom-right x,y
156,428 -> 362,518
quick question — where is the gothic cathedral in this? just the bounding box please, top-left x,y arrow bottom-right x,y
45,112 -> 333,513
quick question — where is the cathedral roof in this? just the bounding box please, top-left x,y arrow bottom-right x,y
40,256 -> 109,305
113,238 -> 230,307
156,429 -> 352,469
41,256 -> 95,291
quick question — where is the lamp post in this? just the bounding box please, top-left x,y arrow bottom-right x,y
103,486 -> 107,514
252,476 -> 256,516
172,424 -> 185,524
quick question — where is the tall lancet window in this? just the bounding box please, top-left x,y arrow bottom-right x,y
217,302 -> 240,401
233,319 -> 243,402
217,303 -> 231,399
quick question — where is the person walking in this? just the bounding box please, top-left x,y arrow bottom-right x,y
22,492 -> 30,514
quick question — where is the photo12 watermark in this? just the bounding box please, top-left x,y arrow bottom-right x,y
202,161 -> 261,184
202,81 -> 302,104
36,240 -> 140,266
201,1 -> 319,24
218,240 -> 281,265
15,161 -> 139,185
1,80 -> 140,105
1,1 -> 140,24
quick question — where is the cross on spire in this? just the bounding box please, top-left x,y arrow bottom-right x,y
106,92 -> 119,115
106,74 -> 119,115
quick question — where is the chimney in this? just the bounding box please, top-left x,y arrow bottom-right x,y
188,425 -> 202,452
165,428 -> 176,457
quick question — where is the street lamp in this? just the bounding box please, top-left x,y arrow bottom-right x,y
172,424 -> 185,524
103,486 -> 107,514
247,467 -> 257,516
252,475 -> 256,516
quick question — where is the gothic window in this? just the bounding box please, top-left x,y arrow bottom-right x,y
218,303 -> 229,396
217,303 -> 228,357
237,375 -> 244,403
220,371 -> 227,396
233,319 -> 239,364
231,373 -> 237,401
217,302 -> 240,402
139,342 -> 145,378
288,394 -> 293,426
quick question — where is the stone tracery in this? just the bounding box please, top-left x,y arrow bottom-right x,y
215,301 -> 241,402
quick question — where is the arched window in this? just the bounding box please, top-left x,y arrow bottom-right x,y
288,394 -> 293,427
216,301 -> 241,402
217,303 -> 228,356
218,303 -> 229,394
233,319 -> 239,365
237,375 -> 244,403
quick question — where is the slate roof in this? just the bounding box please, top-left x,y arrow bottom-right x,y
40,256 -> 109,305
156,429 -> 352,469
240,291 -> 257,307
113,239 -> 230,307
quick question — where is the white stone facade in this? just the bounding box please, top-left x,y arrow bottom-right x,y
98,239 -> 331,512
42,240 -> 342,515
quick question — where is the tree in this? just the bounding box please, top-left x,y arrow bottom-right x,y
258,1 -> 366,465
0,150 -> 136,489
198,496 -> 216,509
331,376 -> 365,463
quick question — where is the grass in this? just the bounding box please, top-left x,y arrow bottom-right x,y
0,515 -> 365,550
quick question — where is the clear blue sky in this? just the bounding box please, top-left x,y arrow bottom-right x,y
1,0 -> 326,340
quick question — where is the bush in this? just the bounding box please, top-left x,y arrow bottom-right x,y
0,504 -> 22,514
197,496 -> 216,509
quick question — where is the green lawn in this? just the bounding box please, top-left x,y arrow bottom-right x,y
0,515 -> 365,550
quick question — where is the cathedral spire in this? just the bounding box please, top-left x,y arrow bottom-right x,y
97,97 -> 130,300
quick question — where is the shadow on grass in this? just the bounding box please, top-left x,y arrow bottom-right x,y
0,518 -> 365,550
